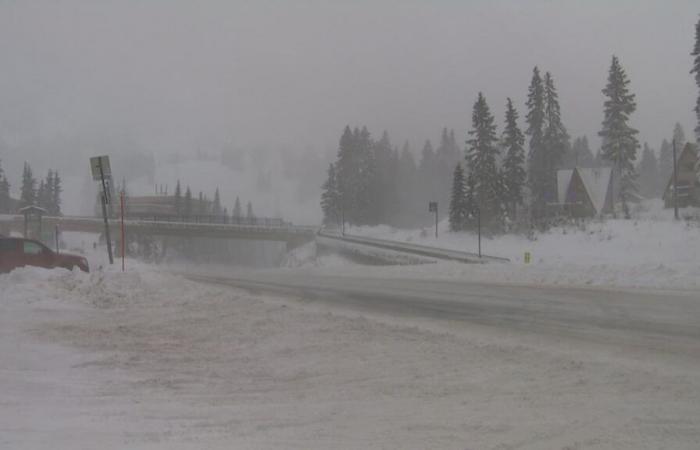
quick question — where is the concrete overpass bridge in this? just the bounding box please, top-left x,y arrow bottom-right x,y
0,214 -> 318,251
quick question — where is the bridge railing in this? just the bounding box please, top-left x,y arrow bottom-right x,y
125,213 -> 290,227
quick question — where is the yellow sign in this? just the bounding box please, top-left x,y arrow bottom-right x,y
524,252 -> 531,264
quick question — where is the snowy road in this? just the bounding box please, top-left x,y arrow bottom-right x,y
4,266 -> 700,449
184,270 -> 700,356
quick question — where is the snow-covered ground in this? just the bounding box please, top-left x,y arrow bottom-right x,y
3,262 -> 700,449
324,200 -> 700,290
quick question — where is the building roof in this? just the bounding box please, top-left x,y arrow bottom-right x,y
557,167 -> 612,216
577,167 -> 612,215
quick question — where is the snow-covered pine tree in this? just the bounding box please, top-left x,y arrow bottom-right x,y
638,143 -> 659,199
501,98 -> 527,220
543,71 -> 570,179
525,67 -> 547,218
599,55 -> 640,219
448,162 -> 468,231
335,126 -> 358,224
673,123 -> 686,152
372,131 -> 398,225
354,126 -> 376,225
213,187 -> 222,216
564,136 -> 595,168
396,141 -> 418,227
658,138 -> 673,196
184,186 -> 193,218
232,196 -> 242,220
246,201 -> 254,220
37,179 -> 47,210
0,160 -> 10,213
692,16 -> 700,140
19,162 -> 37,208
51,170 -> 62,215
466,92 -> 503,231
320,163 -> 341,226
174,180 -> 182,216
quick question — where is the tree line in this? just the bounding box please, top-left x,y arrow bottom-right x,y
0,160 -> 63,215
171,180 -> 256,222
322,14 -> 700,233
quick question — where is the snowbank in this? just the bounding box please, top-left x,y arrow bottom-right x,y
330,201 -> 700,290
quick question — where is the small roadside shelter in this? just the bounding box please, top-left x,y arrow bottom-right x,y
19,205 -> 48,239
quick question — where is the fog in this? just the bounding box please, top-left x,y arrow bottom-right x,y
0,0 -> 698,219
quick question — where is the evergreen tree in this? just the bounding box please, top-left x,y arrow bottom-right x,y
246,201 -> 254,220
354,126 -> 377,225
37,179 -> 48,211
372,131 -> 399,225
543,71 -> 570,174
232,196 -> 242,220
638,143 -> 659,199
213,187 -> 222,216
50,170 -> 62,215
673,123 -> 686,150
466,92 -> 503,231
658,138 -> 673,195
335,126 -> 358,224
0,160 -> 10,213
173,180 -> 182,215
501,98 -> 527,219
564,136 -> 595,168
396,141 -> 418,226
198,191 -> 206,216
525,67 -> 547,217
599,55 -> 640,218
184,186 -> 193,218
320,163 -> 341,226
692,16 -> 700,140
19,162 -> 37,208
448,163 -> 468,231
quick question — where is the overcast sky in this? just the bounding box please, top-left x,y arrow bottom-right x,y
0,0 -> 698,160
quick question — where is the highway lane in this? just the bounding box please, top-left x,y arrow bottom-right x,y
183,270 -> 700,357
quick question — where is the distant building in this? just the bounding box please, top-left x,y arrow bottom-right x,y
557,167 -> 614,218
663,143 -> 700,208
126,195 -> 178,217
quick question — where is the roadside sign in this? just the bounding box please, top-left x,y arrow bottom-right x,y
90,155 -> 111,181
428,201 -> 438,213
524,252 -> 531,264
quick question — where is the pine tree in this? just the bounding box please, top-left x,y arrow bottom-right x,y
673,123 -> 686,151
0,160 -> 10,213
692,16 -> 700,140
320,163 -> 341,226
525,67 -> 547,217
466,92 -> 503,231
599,55 -> 640,218
501,98 -> 527,220
246,201 -> 254,220
198,191 -> 205,216
213,187 -> 222,216
638,143 -> 659,199
232,196 -> 242,220
19,162 -> 37,208
397,141 -> 418,226
658,139 -> 673,196
184,186 -> 193,218
355,126 -> 377,225
448,163 -> 468,231
543,71 -> 570,175
335,126 -> 356,224
37,179 -> 48,211
51,170 -> 62,215
564,136 -> 595,168
372,131 -> 399,225
173,180 -> 182,215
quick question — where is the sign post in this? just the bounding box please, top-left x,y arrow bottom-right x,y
120,191 -> 125,272
428,201 -> 438,238
90,155 -> 114,265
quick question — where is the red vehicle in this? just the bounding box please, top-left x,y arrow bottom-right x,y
0,237 -> 89,273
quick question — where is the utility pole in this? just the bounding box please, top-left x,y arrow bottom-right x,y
477,207 -> 481,258
672,138 -> 679,220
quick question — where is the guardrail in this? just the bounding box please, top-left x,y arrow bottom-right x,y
317,231 -> 509,264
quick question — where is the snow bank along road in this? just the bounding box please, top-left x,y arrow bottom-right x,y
4,266 -> 700,449
185,270 -> 700,356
